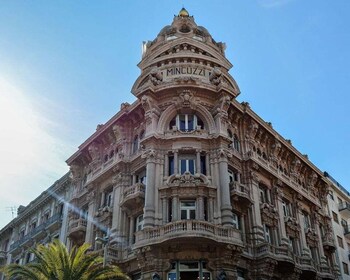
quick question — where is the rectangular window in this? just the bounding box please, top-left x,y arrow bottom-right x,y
232,213 -> 240,229
168,156 -> 174,175
263,224 -> 271,243
343,262 -> 349,275
259,186 -> 269,204
338,236 -> 344,248
136,215 -> 144,231
179,159 -> 195,174
332,211 -> 339,224
303,212 -> 310,229
282,200 -> 290,217
200,155 -> 206,175
180,201 -> 196,220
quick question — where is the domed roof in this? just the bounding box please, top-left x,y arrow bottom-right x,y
178,7 -> 189,17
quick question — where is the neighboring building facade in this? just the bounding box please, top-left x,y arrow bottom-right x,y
326,172 -> 350,280
0,8 -> 346,280
0,173 -> 71,280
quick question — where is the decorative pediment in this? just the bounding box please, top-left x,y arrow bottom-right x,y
167,172 -> 208,187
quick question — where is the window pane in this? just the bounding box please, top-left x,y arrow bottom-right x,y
169,156 -> 174,175
181,210 -> 187,220
187,115 -> 194,130
188,159 -> 195,174
190,210 -> 195,219
179,115 -> 186,131
180,160 -> 187,174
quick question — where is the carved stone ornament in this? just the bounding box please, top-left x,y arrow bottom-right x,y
260,203 -> 279,227
149,68 -> 163,85
209,67 -> 222,86
284,216 -> 300,238
305,228 -> 319,247
112,124 -> 121,141
88,142 -> 100,161
167,172 -> 207,187
178,89 -> 194,107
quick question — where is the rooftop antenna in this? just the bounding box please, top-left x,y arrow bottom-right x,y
5,206 -> 17,219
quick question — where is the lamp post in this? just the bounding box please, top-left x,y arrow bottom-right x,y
95,229 -> 110,267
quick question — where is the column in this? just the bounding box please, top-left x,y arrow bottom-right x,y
162,198 -> 168,223
205,154 -> 210,176
111,186 -> 122,236
275,188 -> 288,246
196,150 -> 201,174
218,152 -> 233,226
296,202 -> 310,257
143,150 -> 156,228
100,192 -> 105,208
172,196 -> 178,221
129,217 -> 135,245
208,197 -> 214,222
164,154 -> 169,177
174,150 -> 179,174
198,197 -> 204,220
132,174 -> 137,185
250,176 -> 265,243
85,200 -> 96,244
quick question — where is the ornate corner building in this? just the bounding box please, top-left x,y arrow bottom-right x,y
0,8 -> 348,280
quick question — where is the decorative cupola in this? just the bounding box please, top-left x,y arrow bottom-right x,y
131,8 -> 240,98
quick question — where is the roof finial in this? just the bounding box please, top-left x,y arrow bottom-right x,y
178,7 -> 189,17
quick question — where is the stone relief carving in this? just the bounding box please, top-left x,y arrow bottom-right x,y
209,67 -> 222,86
149,68 -> 163,85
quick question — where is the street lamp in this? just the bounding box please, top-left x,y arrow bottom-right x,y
95,230 -> 110,267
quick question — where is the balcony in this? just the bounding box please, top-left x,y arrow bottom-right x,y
134,220 -> 243,249
67,218 -> 87,240
229,181 -> 252,205
339,202 -> 350,219
322,234 -> 336,252
121,183 -> 145,209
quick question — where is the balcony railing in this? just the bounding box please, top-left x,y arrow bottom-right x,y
134,220 -> 242,248
121,183 -> 145,208
229,182 -> 252,204
9,213 -> 62,251
339,202 -> 350,219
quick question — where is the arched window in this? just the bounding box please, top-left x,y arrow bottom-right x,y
170,114 -> 204,132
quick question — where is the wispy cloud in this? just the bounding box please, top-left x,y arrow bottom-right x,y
258,0 -> 295,8
0,77 -> 71,227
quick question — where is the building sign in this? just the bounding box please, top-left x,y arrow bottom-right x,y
161,65 -> 210,81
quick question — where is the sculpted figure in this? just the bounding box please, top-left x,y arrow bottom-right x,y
209,67 -> 222,85
88,142 -> 100,161
150,68 -> 163,85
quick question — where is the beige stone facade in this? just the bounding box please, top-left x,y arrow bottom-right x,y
64,9 -> 339,280
0,8 -> 346,280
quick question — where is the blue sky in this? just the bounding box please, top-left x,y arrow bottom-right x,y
0,0 -> 349,228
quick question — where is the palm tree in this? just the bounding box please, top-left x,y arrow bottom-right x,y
2,239 -> 130,280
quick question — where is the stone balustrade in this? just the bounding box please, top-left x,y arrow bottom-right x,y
134,220 -> 242,248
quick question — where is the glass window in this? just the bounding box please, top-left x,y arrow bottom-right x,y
200,155 -> 206,175
282,200 -> 291,217
264,224 -> 271,243
232,213 -> 240,229
171,114 -> 204,132
179,158 -> 195,174
332,211 -> 339,224
132,135 -> 139,154
168,155 -> 174,175
259,186 -> 269,203
338,236 -> 344,248
136,215 -> 144,231
343,262 -> 349,275
181,201 -> 196,220
303,212 -> 310,229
